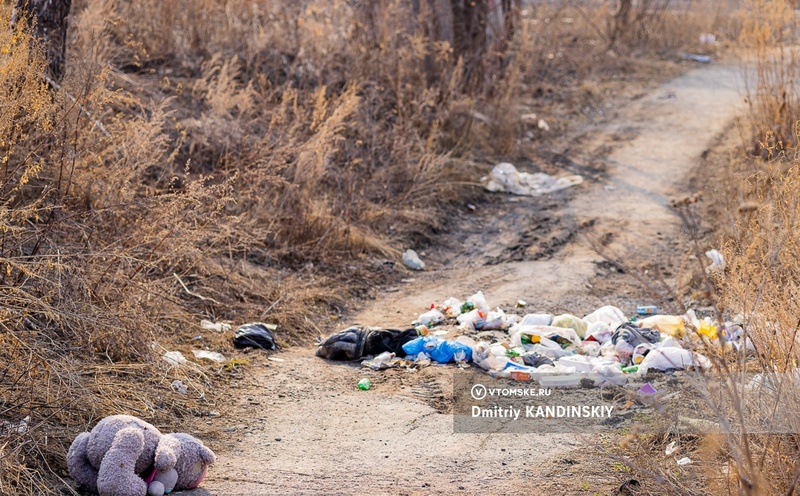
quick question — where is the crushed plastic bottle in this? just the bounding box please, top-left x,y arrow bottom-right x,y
361,351 -> 396,370
357,378 -> 371,391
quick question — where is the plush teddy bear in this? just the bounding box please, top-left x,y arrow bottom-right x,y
67,415 -> 215,496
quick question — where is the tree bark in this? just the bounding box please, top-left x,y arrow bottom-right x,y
12,0 -> 72,81
608,0 -> 632,48
450,0 -> 488,90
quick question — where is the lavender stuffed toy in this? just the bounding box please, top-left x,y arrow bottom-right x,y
67,415 -> 215,496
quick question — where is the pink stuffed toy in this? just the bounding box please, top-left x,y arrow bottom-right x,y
67,415 -> 215,496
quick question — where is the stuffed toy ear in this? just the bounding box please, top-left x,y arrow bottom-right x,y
154,435 -> 182,472
200,445 -> 216,465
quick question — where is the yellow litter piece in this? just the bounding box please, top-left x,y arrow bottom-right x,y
639,315 -> 686,338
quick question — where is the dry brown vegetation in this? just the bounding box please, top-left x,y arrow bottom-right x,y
618,2 -> 800,494
0,0 -> 739,493
703,2 -> 800,494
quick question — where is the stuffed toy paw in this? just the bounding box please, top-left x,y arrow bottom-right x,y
67,415 -> 215,496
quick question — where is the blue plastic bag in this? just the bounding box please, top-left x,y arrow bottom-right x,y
402,336 -> 439,356
430,340 -> 473,364
403,337 -> 472,363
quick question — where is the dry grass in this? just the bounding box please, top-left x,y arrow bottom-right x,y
739,0 -> 800,151
619,1 -> 800,487
0,0 -> 734,493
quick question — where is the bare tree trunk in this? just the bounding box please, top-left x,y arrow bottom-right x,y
12,0 -> 72,81
450,0 -> 488,90
608,0 -> 632,48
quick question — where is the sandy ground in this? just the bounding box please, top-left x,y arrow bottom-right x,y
193,62 -> 745,495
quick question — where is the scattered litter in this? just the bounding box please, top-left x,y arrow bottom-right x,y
317,291 -> 727,388
617,480 -> 641,495
537,119 -> 550,131
402,249 -> 425,270
0,416 -> 29,434
699,33 -> 716,44
521,113 -> 538,122
414,309 -> 445,326
482,163 -> 583,197
640,315 -> 686,338
705,249 -> 726,274
677,457 -> 693,466
163,351 -> 188,366
636,305 -> 658,315
201,320 -> 231,333
268,357 -> 285,363
471,111 -> 491,124
402,336 -> 473,364
357,378 -> 371,391
361,351 -> 396,370
192,350 -> 226,363
233,323 -> 278,350
171,380 -> 188,395
665,441 -> 678,455
516,300 -> 527,308
639,347 -> 711,373
684,53 -> 711,64
638,383 -> 657,396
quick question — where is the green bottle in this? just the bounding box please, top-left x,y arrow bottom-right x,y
622,365 -> 639,373
357,378 -> 371,390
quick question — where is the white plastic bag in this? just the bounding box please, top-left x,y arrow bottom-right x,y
466,291 -> 490,312
482,163 -> 583,197
415,309 -> 446,326
519,313 -> 553,326
639,347 -> 712,372
439,297 -> 463,318
583,305 -> 627,327
705,249 -> 725,274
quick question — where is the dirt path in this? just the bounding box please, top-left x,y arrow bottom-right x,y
196,63 -> 745,495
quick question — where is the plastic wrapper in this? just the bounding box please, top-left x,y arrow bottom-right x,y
583,305 -> 627,327
551,314 -> 589,339
638,347 -> 712,372
509,325 -> 581,350
639,315 -> 686,338
415,309 -> 446,326
519,313 -> 553,326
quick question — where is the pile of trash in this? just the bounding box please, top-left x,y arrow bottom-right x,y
316,291 -> 753,387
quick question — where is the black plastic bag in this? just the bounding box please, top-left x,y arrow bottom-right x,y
522,352 -> 554,368
233,323 -> 277,350
316,326 -> 419,360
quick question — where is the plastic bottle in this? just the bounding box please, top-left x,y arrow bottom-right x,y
636,305 -> 658,315
357,378 -> 371,390
621,365 -> 639,373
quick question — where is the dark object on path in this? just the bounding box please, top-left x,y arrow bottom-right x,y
611,322 -> 660,347
615,479 -> 641,496
233,323 -> 277,350
316,326 -> 419,361
521,352 -> 553,368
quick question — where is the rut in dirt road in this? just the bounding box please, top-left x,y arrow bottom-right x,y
196,63 -> 745,495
